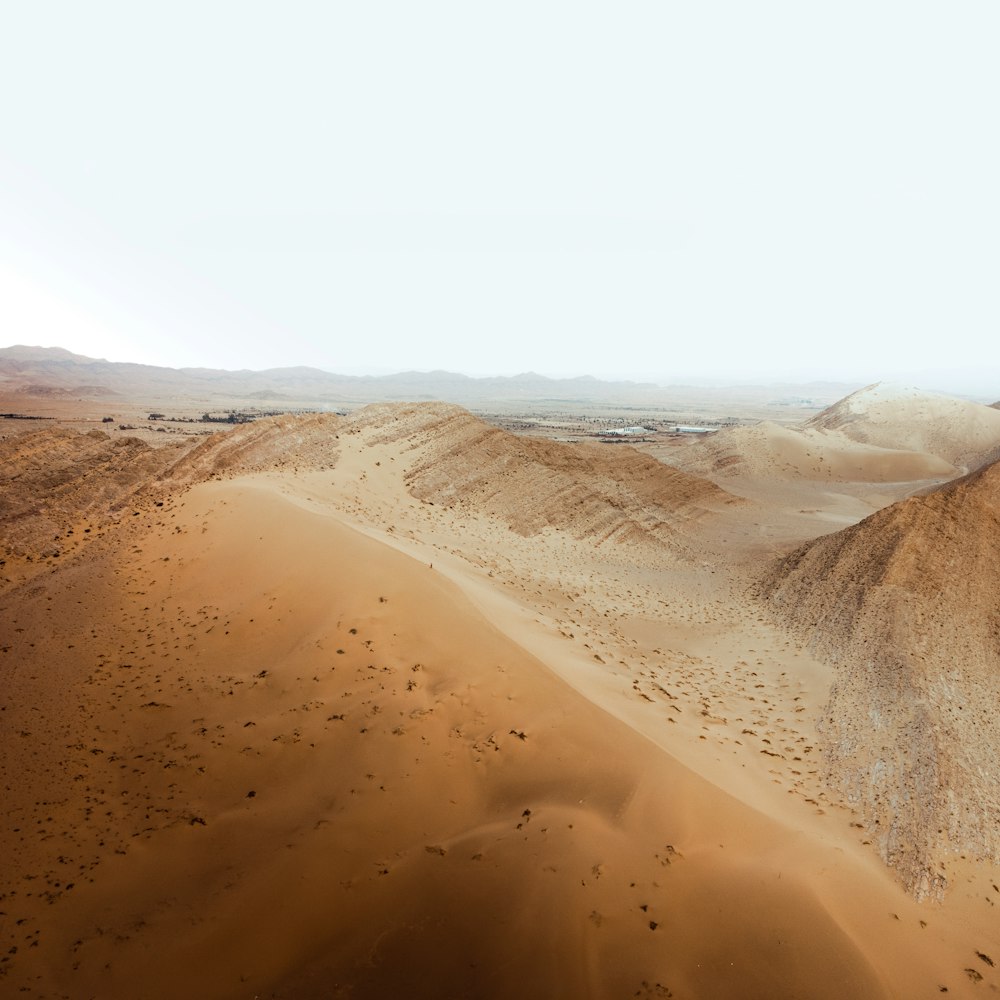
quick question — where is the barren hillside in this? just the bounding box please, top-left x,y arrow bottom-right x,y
166,411 -> 342,482
0,428 -> 186,587
759,460 -> 1000,898
1,404 -> 731,589
346,402 -> 735,555
0,413 -> 346,590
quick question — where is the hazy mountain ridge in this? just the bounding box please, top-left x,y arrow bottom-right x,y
0,345 -> 660,404
0,346 -> 875,417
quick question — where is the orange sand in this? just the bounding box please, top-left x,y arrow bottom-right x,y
3,402 -> 1000,998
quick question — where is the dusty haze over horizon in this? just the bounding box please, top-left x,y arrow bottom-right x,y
3,343 -> 997,402
2,3 -> 998,394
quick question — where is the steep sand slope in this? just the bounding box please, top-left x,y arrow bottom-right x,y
760,461 -> 1000,899
267,416 -> 1000,993
805,383 -> 1000,472
3,480 -> 893,1000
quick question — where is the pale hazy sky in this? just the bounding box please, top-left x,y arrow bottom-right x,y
1,3 -> 997,390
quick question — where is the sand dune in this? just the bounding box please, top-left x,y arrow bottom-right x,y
760,460 -> 1000,898
671,382 -> 1000,487
805,382 -> 1000,472
0,479 -> 901,999
672,419 -> 956,483
4,399 -> 1000,997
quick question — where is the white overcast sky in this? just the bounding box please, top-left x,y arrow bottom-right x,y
1,2 -> 997,390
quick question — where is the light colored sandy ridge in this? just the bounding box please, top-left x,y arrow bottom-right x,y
671,382 -> 1000,486
805,383 -> 1000,471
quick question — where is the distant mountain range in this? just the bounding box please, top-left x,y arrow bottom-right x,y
0,345 -> 663,404
0,344 -> 861,411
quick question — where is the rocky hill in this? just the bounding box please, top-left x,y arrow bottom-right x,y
759,460 -> 1000,897
166,412 -> 342,482
0,345 -> 663,406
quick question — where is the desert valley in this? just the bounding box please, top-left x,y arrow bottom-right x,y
2,345 -> 1000,999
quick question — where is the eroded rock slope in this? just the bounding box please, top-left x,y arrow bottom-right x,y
760,460 -> 1000,897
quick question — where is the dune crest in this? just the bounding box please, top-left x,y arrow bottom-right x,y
674,419 -> 956,483
805,382 -> 1000,471
672,382 -> 1000,485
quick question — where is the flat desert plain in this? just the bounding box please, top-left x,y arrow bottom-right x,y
3,371 -> 1000,999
